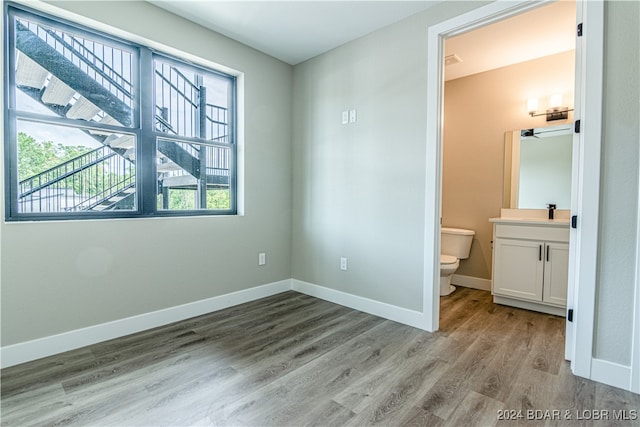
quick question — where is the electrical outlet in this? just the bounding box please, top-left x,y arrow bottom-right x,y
340,257 -> 348,271
258,252 -> 266,266
349,109 -> 357,123
341,111 -> 349,124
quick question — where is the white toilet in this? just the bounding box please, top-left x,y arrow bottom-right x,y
440,227 -> 475,296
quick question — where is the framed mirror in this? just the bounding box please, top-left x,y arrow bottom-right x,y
503,124 -> 572,209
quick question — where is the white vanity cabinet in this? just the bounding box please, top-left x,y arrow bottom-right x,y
490,218 -> 569,316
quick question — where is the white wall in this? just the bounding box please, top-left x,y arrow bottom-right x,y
593,0 -> 639,366
0,0 -> 293,346
291,2 -> 485,311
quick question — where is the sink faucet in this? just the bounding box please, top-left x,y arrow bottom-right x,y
547,203 -> 557,220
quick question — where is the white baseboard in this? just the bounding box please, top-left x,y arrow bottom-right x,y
2,278 -> 427,368
0,279 -> 292,369
291,279 -> 426,330
451,274 -> 491,291
591,358 -> 632,391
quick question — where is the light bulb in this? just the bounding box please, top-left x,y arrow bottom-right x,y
549,94 -> 563,109
527,98 -> 538,115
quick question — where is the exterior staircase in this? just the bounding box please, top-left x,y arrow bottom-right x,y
18,146 -> 135,213
14,18 -> 230,213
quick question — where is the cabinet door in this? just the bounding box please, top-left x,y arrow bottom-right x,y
493,238 -> 544,301
543,242 -> 569,306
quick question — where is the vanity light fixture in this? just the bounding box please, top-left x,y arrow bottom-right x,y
527,94 -> 573,121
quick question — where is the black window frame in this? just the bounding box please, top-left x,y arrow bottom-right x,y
3,3 -> 238,221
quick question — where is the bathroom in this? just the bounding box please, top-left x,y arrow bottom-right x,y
438,1 -> 576,310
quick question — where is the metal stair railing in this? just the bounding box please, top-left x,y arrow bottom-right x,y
204,145 -> 230,177
80,181 -> 135,211
62,158 -> 135,212
20,18 -> 226,149
16,18 -> 231,209
155,67 -> 215,180
154,68 -> 231,181
205,104 -> 229,142
16,20 -> 133,126
19,19 -> 133,106
19,17 -> 227,141
17,23 -> 201,179
18,146 -> 135,213
20,146 -> 117,198
154,63 -> 200,138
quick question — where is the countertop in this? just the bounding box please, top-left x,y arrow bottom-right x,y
489,217 -> 570,227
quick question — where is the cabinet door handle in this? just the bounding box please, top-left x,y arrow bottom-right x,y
539,245 -> 542,261
546,245 -> 550,262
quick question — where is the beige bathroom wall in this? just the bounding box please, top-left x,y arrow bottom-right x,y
442,50 -> 575,279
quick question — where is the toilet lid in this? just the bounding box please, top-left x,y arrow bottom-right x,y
440,254 -> 458,265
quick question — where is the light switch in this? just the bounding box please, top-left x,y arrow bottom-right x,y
342,111 -> 349,125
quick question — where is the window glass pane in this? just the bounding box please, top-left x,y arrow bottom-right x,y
6,8 -> 236,220
156,138 -> 230,211
154,59 -> 231,141
17,120 -> 136,213
14,17 -> 135,127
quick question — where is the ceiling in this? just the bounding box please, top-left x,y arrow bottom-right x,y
148,1 -> 576,75
149,1 -> 442,65
445,1 -> 576,81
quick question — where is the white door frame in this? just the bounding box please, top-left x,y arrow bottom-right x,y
632,106 -> 640,394
633,218 -> 640,393
423,0 -> 604,382
633,197 -> 640,393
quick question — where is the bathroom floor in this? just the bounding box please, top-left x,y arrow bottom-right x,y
2,288 -> 638,426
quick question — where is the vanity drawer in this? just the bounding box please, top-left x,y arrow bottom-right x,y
494,224 -> 569,242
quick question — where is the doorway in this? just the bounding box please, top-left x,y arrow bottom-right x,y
423,0 -> 604,381
440,2 -> 575,303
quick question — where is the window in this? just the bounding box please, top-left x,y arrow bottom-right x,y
4,5 -> 237,220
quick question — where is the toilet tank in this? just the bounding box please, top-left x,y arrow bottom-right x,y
441,227 -> 475,259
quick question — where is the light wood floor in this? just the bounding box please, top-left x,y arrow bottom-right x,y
2,288 -> 639,426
